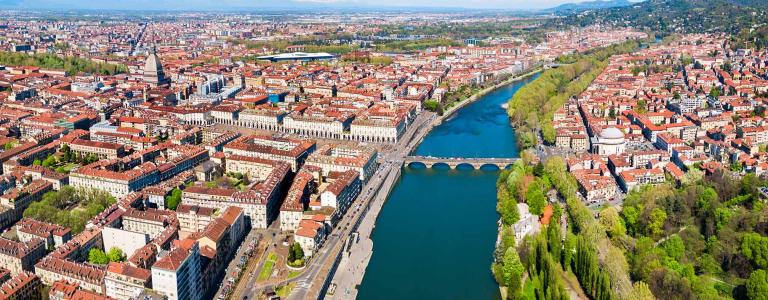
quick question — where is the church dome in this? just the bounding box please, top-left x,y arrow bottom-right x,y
599,127 -> 625,144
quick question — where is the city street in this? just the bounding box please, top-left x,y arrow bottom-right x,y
238,111 -> 436,299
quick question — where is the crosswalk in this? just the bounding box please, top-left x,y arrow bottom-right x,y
294,275 -> 314,289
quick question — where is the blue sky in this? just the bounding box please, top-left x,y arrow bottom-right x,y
0,0 -> 615,10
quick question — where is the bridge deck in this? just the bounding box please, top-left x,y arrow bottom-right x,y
403,156 -> 518,169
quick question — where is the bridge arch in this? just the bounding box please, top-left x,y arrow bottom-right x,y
406,161 -> 428,169
479,164 -> 502,171
431,162 -> 451,169
455,163 -> 476,170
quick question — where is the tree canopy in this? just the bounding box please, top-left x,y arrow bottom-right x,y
0,51 -> 126,76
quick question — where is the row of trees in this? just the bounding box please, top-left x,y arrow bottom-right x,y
373,39 -> 460,53
0,52 -> 126,76
374,20 -> 548,43
506,41 -> 640,149
518,228 -> 570,300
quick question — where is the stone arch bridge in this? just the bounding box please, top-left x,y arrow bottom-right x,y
403,156 -> 519,169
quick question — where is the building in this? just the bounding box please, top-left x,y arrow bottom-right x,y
101,227 -> 150,260
575,174 -> 618,205
122,208 -> 174,239
319,170 -> 361,224
0,272 -> 40,300
256,52 -> 335,62
591,127 -> 627,156
349,115 -> 406,144
16,218 -> 71,250
222,135 -> 315,172
176,204 -> 217,234
105,262 -> 151,300
35,257 -> 105,294
68,139 -> 126,160
305,144 -> 378,181
617,168 -> 666,192
151,243 -> 202,300
279,172 -> 313,232
223,154 -> 281,181
294,219 -> 326,257
0,237 -> 45,275
512,203 -> 540,244
48,280 -> 112,300
182,162 -> 290,229
144,46 -> 170,86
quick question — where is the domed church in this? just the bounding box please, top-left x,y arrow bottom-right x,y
143,45 -> 170,87
591,127 -> 626,156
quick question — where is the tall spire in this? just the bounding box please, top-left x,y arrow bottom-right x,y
143,43 -> 169,87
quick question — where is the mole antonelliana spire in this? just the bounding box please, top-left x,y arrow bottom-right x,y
143,44 -> 170,87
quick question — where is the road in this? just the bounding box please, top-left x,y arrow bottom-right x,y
212,230 -> 258,299
239,111 -> 436,300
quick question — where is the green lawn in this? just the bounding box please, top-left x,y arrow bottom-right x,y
257,252 -> 278,281
288,270 -> 301,279
54,163 -> 78,174
276,282 -> 295,297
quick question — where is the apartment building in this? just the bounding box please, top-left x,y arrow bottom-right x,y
305,144 -> 377,181
223,135 -> 315,171
0,238 -> 45,276
105,262 -> 151,300
35,257 -> 106,294
16,218 -> 72,250
151,243 -> 202,300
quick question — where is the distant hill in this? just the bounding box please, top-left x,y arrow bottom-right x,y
553,0 -> 768,34
547,0 -> 635,13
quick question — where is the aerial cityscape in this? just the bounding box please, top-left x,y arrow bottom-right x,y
0,0 -> 766,299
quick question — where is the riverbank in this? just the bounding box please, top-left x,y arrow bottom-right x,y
434,66 -> 542,127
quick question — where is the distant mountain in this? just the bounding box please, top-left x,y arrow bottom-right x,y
547,0 -> 634,13
553,0 -> 768,34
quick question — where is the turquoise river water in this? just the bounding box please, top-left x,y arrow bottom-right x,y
357,73 -> 540,300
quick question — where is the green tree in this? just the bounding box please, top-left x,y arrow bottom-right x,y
288,242 -> 305,264
525,184 -> 547,216
499,198 -> 520,225
622,205 -> 642,236
648,208 -> 667,237
165,188 -> 182,210
742,232 -> 768,269
709,87 -> 721,98
627,282 -> 655,300
501,247 -> 525,299
107,247 -> 125,262
61,144 -> 71,162
747,269 -> 768,300
661,234 -> 685,261
600,206 -> 626,237
423,100 -> 439,112
41,155 -> 57,168
88,248 -> 108,264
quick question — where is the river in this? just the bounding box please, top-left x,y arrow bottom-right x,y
357,73 -> 540,300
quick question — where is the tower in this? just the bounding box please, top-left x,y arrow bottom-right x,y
143,45 -> 170,87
